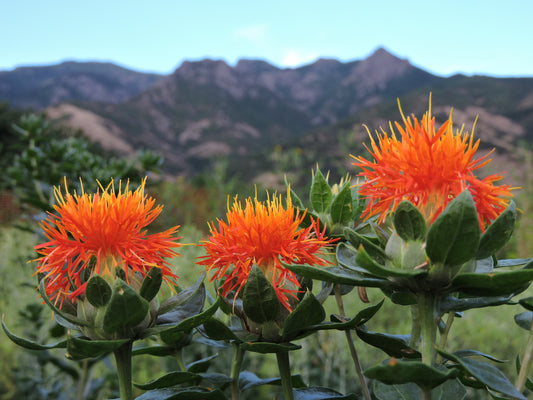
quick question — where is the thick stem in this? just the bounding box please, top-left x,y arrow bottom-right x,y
410,304 -> 421,348
334,285 -> 372,400
114,341 -> 134,400
418,293 -> 438,367
276,351 -> 294,400
175,348 -> 186,372
231,343 -> 245,400
516,322 -> 533,392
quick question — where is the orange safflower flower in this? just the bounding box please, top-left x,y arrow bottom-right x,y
35,179 -> 181,305
352,101 -> 513,227
198,192 -> 334,310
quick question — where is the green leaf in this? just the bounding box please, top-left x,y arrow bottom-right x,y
140,267 -> 163,301
132,345 -> 176,357
201,317 -> 241,342
148,297 -> 220,339
85,275 -> 112,307
157,283 -> 206,325
336,242 -> 368,273
158,274 -> 205,316
346,228 -> 387,264
356,247 -> 427,278
66,336 -> 129,360
393,200 -> 427,242
239,371 -> 306,391
239,341 -> 301,354
330,182 -> 353,225
451,262 -> 533,296
134,372 -> 200,390
242,265 -> 281,323
38,280 -> 91,327
373,381 -> 421,400
285,261 -> 389,289
364,360 -> 459,389
103,279 -> 150,334
514,311 -> 533,331
519,296 -> 533,311
187,354 -> 218,373
134,387 -> 226,400
426,190 -> 481,266
293,387 -> 358,399
282,291 -> 326,338
437,349 -> 527,400
310,168 -> 332,213
476,201 -> 516,259
440,294 -> 514,313
2,317 -> 67,350
356,328 -> 421,359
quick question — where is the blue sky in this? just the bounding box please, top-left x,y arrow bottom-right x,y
1,0 -> 532,77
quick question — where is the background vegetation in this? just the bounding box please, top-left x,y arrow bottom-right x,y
1,105 -> 532,399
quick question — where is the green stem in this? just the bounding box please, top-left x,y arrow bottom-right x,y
334,285 -> 372,400
516,321 -> 533,392
276,351 -> 294,400
418,293 -> 438,367
231,343 -> 245,400
410,304 -> 421,348
436,312 -> 455,363
176,348 -> 186,372
113,341 -> 134,400
76,360 -> 90,400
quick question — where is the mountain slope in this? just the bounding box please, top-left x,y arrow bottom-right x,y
0,61 -> 163,108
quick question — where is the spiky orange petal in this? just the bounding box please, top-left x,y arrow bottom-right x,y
352,102 -> 513,227
198,192 -> 335,310
34,179 -> 181,305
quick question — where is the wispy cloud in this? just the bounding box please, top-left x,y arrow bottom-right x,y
233,24 -> 268,44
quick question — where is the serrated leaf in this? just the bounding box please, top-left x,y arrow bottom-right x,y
330,182 -> 353,225
140,267 -> 163,301
66,336 -> 129,360
310,168 -> 332,213
282,291 -> 325,338
103,279 -> 150,334
2,317 -> 67,350
393,200 -> 427,241
242,265 -> 280,323
364,360 -> 459,389
437,349 -> 527,400
476,201 -> 516,259
85,275 -> 112,307
426,191 -> 481,266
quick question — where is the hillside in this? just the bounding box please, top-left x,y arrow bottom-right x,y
1,49 -> 532,182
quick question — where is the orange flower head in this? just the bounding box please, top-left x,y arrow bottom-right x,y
35,178 -> 181,305
352,100 -> 513,227
198,191 -> 334,310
